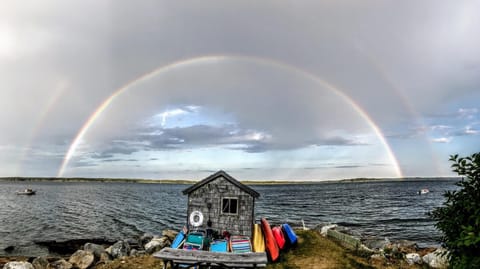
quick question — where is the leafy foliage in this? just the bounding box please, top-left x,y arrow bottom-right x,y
430,153 -> 480,268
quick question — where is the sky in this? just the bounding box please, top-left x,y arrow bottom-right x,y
1,1 -> 479,181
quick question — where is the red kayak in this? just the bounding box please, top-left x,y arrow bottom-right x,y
261,218 -> 280,262
272,226 -> 286,249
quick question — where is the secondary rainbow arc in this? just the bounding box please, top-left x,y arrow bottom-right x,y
57,55 -> 403,178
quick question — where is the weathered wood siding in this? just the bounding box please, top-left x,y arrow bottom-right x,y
187,176 -> 254,237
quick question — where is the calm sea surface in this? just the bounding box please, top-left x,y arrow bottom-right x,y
0,179 -> 457,256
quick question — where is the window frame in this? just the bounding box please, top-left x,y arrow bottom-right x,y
221,197 -> 239,215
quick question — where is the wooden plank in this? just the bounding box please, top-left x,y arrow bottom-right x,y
153,247 -> 268,265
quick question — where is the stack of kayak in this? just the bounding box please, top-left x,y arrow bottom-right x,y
257,218 -> 298,262
168,218 -> 297,263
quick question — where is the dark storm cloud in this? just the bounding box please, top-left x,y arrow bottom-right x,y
85,123 -> 365,159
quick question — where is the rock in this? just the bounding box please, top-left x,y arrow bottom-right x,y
397,240 -> 417,249
3,262 -> 34,269
68,250 -> 94,269
162,230 -> 178,241
363,237 -> 391,251
32,257 -> 49,269
109,240 -> 130,259
129,249 -> 146,257
46,259 -> 72,269
405,253 -> 422,265
3,246 -> 15,252
370,253 -> 385,261
145,237 -> 170,254
139,233 -> 154,248
422,248 -> 448,268
124,238 -> 140,250
83,243 -> 105,259
34,239 -> 115,256
333,226 -> 362,238
98,252 -> 111,264
105,245 -> 112,256
319,224 -> 337,236
396,240 -> 418,253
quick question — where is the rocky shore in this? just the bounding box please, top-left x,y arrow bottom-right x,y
1,230 -> 176,269
316,224 -> 448,268
1,225 -> 448,269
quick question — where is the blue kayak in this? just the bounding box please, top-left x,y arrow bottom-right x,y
282,223 -> 298,245
171,230 -> 186,249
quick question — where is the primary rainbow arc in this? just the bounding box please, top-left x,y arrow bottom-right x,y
57,55 -> 403,178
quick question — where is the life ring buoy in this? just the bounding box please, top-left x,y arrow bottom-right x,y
189,211 -> 204,227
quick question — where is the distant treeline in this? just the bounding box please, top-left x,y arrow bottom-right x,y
339,177 -> 460,183
0,177 -> 195,184
0,176 -> 460,185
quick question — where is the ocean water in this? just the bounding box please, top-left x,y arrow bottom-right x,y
0,179 -> 456,256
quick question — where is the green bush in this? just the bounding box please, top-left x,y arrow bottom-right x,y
430,153 -> 480,268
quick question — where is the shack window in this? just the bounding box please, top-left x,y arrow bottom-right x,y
221,198 -> 238,215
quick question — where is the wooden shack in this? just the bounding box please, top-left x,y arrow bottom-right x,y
182,170 -> 260,237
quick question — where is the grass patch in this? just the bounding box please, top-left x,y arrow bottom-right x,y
265,230 -> 375,269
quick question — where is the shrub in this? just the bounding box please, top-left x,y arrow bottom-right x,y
430,153 -> 480,268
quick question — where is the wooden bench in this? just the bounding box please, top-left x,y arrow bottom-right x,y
153,247 -> 268,268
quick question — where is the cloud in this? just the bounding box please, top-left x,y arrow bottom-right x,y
427,108 -> 478,119
431,137 -> 452,143
464,126 -> 479,135
458,108 -> 478,119
2,1 -> 480,178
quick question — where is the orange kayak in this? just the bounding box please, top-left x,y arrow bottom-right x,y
261,218 -> 279,262
272,226 -> 286,250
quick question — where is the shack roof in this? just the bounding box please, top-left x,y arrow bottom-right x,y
182,170 -> 260,198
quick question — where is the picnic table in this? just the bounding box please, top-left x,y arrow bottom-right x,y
153,247 -> 268,268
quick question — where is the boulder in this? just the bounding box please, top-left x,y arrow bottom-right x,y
162,230 -> 178,241
3,246 -> 15,252
109,241 -> 130,259
396,240 -> 418,253
144,237 -> 170,254
405,253 -> 422,265
333,226 -> 362,238
129,249 -> 146,257
68,250 -> 94,269
32,257 -> 49,269
46,259 -> 72,269
129,249 -> 138,257
3,262 -> 34,269
319,224 -> 337,236
83,243 -> 105,259
363,237 -> 390,251
98,252 -> 111,264
139,233 -> 154,248
124,238 -> 140,250
422,249 -> 448,268
34,239 -> 115,256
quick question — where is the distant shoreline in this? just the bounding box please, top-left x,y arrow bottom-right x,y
0,176 -> 459,185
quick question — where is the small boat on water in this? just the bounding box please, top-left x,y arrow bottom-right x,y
16,189 -> 36,195
418,189 -> 429,195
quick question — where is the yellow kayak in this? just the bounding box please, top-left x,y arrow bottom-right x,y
252,223 -> 266,252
